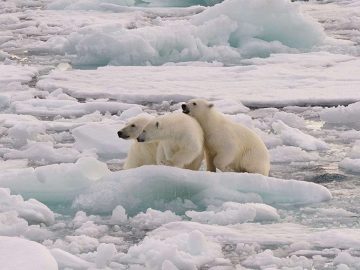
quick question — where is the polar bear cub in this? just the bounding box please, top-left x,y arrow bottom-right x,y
182,99 -> 270,176
137,113 -> 204,170
118,114 -> 158,169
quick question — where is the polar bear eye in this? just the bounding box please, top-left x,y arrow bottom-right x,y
192,102 -> 197,106
156,122 -> 159,128
131,124 -> 136,128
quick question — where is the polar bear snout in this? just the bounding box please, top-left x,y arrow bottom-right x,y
182,104 -> 190,114
137,133 -> 146,142
117,130 -> 129,139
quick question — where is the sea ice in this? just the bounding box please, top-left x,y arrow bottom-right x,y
0,236 -> 58,270
320,101 -> 360,126
72,122 -> 131,160
73,165 -> 332,215
272,120 -> 328,151
186,202 -> 279,225
0,188 -> 54,225
0,157 -> 109,203
270,145 -> 320,163
41,0 -> 325,66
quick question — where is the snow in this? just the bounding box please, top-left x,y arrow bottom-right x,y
0,236 -> 58,270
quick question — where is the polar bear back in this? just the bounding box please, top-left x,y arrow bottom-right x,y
182,99 -> 270,175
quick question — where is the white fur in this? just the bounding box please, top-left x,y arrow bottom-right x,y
138,113 -> 204,170
183,99 -> 270,176
119,114 -> 158,169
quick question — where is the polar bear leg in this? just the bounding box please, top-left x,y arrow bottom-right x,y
169,150 -> 197,169
205,149 -> 216,172
213,153 -> 233,172
156,144 -> 167,165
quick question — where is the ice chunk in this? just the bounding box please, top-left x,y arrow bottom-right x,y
270,145 -> 320,163
192,0 -> 325,49
75,220 -> 108,238
339,158 -> 360,174
0,236 -> 58,270
119,106 -> 144,120
153,221 -> 360,250
242,249 -> 312,269
334,251 -> 360,269
72,123 -> 131,160
212,99 -> 249,114
131,208 -> 182,230
12,98 -> 139,118
0,64 -> 39,86
272,120 -> 328,151
349,140 -> 360,159
110,205 -> 128,224
273,111 -> 306,128
0,159 -> 28,170
121,228 -> 223,269
73,165 -> 332,215
8,122 -> 46,148
48,0 -> 136,10
0,188 -> 54,225
75,156 -> 111,181
186,202 -> 279,225
43,0 -> 325,66
0,211 -> 28,236
4,141 -> 80,165
96,243 -> 117,268
52,235 -> 100,254
50,248 -> 93,269
320,101 -> 360,125
0,157 -> 108,203
36,53 -> 360,108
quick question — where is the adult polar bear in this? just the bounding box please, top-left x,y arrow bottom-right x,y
118,114 -> 158,169
137,113 -> 204,170
182,99 -> 270,176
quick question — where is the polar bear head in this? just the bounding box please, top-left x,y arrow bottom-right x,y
118,114 -> 154,140
137,116 -> 166,143
137,113 -> 187,143
181,99 -> 214,120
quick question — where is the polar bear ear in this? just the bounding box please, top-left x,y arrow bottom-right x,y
156,121 -> 159,128
208,103 -> 214,108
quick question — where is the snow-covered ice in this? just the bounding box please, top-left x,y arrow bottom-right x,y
1,0 -> 360,269
0,236 -> 58,270
73,165 -> 332,215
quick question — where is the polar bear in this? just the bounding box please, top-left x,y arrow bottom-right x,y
182,99 -> 270,176
137,113 -> 204,170
118,114 -> 158,169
